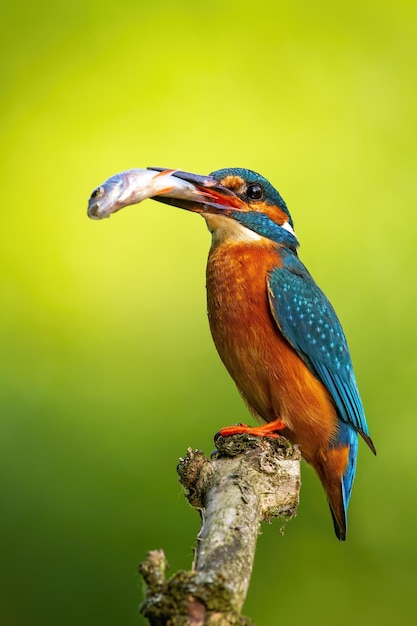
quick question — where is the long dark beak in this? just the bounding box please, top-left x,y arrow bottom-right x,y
147,167 -> 245,213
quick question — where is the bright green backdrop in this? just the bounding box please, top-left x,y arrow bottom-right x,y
1,1 -> 416,624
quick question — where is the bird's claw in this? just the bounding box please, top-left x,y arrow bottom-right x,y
215,420 -> 285,441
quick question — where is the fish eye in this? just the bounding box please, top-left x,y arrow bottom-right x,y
246,183 -> 264,201
90,187 -> 101,199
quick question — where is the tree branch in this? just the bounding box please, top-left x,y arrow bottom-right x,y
139,434 -> 301,625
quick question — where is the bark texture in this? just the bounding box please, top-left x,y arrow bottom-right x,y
139,434 -> 301,626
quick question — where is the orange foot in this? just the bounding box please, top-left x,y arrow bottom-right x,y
217,418 -> 286,440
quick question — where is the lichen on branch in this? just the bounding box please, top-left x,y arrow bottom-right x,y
139,434 -> 301,625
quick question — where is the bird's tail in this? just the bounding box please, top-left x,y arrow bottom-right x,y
316,423 -> 358,541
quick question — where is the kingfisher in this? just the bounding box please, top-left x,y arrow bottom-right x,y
88,166 -> 376,540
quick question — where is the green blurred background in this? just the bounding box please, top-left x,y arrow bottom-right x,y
1,0 -> 416,624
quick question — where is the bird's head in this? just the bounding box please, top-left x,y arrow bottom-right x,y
151,167 -> 298,250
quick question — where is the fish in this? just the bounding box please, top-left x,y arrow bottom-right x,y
87,167 -> 221,220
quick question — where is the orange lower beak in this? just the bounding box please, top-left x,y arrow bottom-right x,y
147,167 -> 246,213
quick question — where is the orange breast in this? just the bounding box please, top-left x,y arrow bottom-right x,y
206,239 -> 339,464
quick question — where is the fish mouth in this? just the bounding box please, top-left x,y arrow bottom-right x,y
88,178 -> 125,220
88,186 -> 107,219
147,167 -> 246,213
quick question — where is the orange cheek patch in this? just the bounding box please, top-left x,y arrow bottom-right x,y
258,203 -> 290,225
219,175 -> 246,193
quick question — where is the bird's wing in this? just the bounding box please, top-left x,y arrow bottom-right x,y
267,256 -> 371,440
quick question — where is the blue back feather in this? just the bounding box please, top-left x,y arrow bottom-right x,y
337,420 -> 359,511
267,248 -> 371,440
267,249 -> 371,519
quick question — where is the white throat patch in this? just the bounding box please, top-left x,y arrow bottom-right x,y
204,214 -> 264,245
281,220 -> 297,238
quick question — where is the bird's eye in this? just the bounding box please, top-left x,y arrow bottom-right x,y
246,183 -> 264,201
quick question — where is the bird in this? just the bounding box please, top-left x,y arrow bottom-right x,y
88,166 -> 376,540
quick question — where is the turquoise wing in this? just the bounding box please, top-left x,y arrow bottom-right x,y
267,252 -> 373,447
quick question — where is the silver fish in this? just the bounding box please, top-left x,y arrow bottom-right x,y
87,168 -> 214,220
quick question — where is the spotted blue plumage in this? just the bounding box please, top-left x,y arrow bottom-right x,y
267,249 -> 373,523
267,248 -> 371,441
